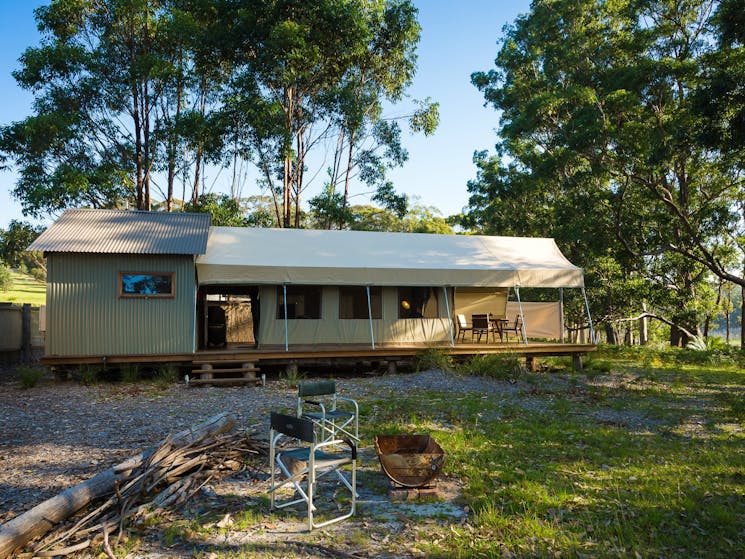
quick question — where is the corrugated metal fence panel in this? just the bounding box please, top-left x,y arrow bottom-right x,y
47,254 -> 195,356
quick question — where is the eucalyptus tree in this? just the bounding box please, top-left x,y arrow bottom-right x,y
217,0 -> 436,228
1,0 -> 183,215
693,0 -> 745,345
469,0 -> 740,345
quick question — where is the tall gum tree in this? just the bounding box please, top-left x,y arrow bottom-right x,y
215,0 -> 436,228
468,0 -> 742,346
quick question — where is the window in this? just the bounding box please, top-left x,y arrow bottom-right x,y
398,287 -> 437,318
276,286 -> 322,319
119,272 -> 175,298
339,287 -> 382,319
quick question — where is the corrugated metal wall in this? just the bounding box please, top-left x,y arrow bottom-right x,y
46,254 -> 196,356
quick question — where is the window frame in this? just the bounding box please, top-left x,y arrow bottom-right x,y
338,286 -> 382,319
397,286 -> 438,319
276,285 -> 323,319
118,271 -> 176,299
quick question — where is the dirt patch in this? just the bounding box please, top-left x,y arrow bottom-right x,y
0,368 -> 488,557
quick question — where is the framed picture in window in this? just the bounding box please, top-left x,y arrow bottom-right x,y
119,272 -> 175,298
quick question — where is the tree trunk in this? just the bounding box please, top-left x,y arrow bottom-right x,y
639,302 -> 648,346
604,323 -> 618,345
741,263 -> 745,349
0,413 -> 236,559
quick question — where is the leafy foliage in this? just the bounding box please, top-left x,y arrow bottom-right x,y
0,264 -> 13,292
467,0 -> 744,346
1,0 -> 435,228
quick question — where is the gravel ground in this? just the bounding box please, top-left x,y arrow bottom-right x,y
0,366 -> 525,558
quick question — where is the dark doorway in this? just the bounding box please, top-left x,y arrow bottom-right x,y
199,285 -> 260,349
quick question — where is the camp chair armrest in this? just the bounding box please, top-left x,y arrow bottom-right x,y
303,400 -> 327,413
336,396 -> 359,413
316,437 -> 357,460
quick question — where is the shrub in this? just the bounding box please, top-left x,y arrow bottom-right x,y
414,348 -> 454,372
75,365 -> 101,386
0,263 -> 12,292
460,353 -> 525,380
120,364 -> 140,383
18,365 -> 45,388
281,364 -> 304,388
30,267 -> 46,282
154,364 -> 179,388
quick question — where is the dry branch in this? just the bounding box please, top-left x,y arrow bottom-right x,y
0,412 -> 249,559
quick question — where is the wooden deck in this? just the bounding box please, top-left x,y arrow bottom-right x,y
41,342 -> 597,373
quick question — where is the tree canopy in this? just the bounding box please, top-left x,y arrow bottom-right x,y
467,0 -> 744,346
0,0 -> 437,229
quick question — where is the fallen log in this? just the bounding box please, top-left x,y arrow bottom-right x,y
0,412 -> 237,559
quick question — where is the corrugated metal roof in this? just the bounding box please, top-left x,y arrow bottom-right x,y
29,209 -> 211,255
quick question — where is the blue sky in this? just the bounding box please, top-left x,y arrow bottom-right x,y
0,0 -> 531,227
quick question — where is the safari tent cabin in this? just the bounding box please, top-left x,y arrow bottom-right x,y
195,227 -> 585,349
29,209 -> 210,358
30,209 -> 587,362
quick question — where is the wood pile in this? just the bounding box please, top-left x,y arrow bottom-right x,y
0,413 -> 267,559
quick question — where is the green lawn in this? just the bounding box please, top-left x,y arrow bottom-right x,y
234,347 -> 745,558
363,347 -> 745,558
57,345 -> 745,559
0,270 -> 46,306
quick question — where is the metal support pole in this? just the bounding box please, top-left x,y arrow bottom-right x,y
443,286 -> 454,347
559,287 -> 565,344
515,286 -> 528,345
283,284 -> 289,352
366,285 -> 375,350
581,287 -> 596,344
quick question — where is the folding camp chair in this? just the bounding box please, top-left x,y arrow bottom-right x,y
297,380 -> 359,443
269,412 -> 357,531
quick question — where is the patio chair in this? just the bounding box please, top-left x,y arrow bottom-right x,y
297,380 -> 359,443
269,412 -> 357,531
456,313 -> 473,342
502,314 -> 524,342
471,313 -> 495,343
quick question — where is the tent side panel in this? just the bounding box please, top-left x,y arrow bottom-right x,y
454,288 -> 509,319
256,285 -> 451,346
46,253 -> 196,356
506,301 -> 562,339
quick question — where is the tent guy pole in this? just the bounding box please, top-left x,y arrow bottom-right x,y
366,285 -> 375,350
559,287 -> 565,343
443,286 -> 454,347
283,284 -> 289,352
581,287 -> 596,344
515,286 -> 528,345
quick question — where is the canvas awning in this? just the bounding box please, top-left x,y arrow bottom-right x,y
196,227 -> 584,288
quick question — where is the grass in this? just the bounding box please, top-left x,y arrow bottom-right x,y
357,345 -> 745,558
116,345 -> 745,558
0,270 -> 46,306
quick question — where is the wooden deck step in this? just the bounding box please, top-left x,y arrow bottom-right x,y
187,377 -> 260,386
190,367 -> 260,374
188,360 -> 263,387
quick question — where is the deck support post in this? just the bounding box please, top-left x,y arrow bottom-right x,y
515,286 -> 528,345
559,288 -> 565,344
572,353 -> 583,373
283,284 -> 289,352
443,286 -> 454,347
387,360 -> 397,375
526,355 -> 537,372
366,286 -> 375,350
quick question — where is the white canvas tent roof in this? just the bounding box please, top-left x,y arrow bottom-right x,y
196,227 -> 584,288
